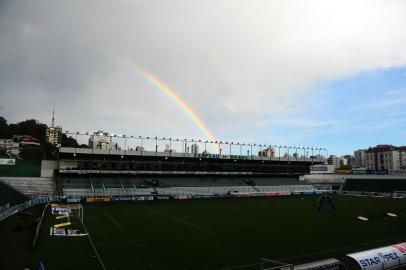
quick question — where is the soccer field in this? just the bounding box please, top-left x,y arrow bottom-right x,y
2,195 -> 406,270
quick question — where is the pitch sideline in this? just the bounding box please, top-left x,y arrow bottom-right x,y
95,232 -> 211,246
77,213 -> 107,270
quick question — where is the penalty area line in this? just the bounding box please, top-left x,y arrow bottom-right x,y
104,212 -> 122,228
95,233 -> 211,247
143,206 -> 215,235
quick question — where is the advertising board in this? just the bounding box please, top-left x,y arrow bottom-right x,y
294,258 -> 346,270
113,196 -> 135,202
85,197 -> 111,203
347,242 -> 406,270
174,195 -> 192,200
335,169 -> 352,174
310,164 -> 335,174
0,158 -> 15,165
66,198 -> 81,203
369,170 -> 388,175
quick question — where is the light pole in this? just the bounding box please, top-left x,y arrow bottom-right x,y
191,138 -> 195,157
140,136 -> 144,155
303,147 -> 306,161
220,141 -> 223,156
258,144 -> 262,159
229,142 -> 232,157
130,135 -> 134,152
295,146 -> 298,161
123,135 -> 127,154
311,146 -> 314,163
169,138 -> 172,157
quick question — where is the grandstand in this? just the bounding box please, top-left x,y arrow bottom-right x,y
0,181 -> 27,206
0,177 -> 55,197
342,178 -> 406,192
304,174 -> 406,193
3,148 -> 406,270
60,175 -> 313,196
57,146 -> 321,197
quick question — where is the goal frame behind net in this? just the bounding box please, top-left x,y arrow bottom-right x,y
69,204 -> 84,223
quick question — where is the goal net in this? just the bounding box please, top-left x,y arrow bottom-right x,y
69,204 -> 84,223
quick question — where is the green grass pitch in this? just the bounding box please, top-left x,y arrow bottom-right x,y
1,195 -> 406,270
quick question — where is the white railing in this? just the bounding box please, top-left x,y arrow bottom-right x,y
60,147 -> 326,163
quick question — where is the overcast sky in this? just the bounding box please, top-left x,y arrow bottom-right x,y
1,0 -> 406,155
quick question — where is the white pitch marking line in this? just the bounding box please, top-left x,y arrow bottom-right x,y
104,212 -> 122,228
220,262 -> 260,270
79,216 -> 106,270
143,206 -> 215,235
95,233 -> 210,246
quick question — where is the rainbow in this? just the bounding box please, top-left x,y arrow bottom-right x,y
129,63 -> 216,142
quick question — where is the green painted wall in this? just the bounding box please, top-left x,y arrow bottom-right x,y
0,159 -> 41,177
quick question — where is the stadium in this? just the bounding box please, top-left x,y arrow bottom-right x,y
1,140 -> 406,270
2,0 -> 406,269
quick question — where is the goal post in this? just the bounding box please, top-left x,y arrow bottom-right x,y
69,204 -> 84,223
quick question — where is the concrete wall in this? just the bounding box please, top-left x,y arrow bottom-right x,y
41,160 -> 58,177
0,177 -> 55,197
304,174 -> 406,184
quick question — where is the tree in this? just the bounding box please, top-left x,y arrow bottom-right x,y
0,116 -> 60,160
339,165 -> 352,170
0,116 -> 10,138
42,141 -> 58,160
16,119 -> 48,142
61,134 -> 79,147
19,146 -> 44,161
